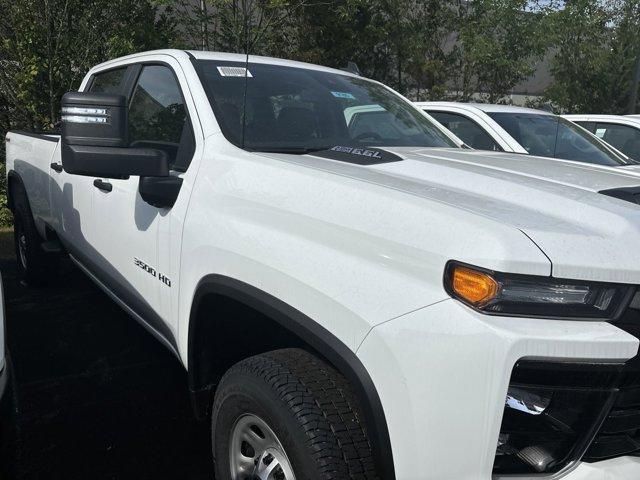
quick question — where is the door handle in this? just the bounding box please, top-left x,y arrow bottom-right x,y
50,163 -> 63,173
93,179 -> 113,193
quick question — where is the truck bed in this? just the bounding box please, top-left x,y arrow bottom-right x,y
5,131 -> 61,237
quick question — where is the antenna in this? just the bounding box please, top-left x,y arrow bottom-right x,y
241,6 -> 250,149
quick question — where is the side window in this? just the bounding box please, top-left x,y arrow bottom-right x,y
428,111 -> 502,151
348,109 -> 414,141
128,65 -> 194,171
594,123 -> 640,161
89,68 -> 127,94
573,121 -> 595,133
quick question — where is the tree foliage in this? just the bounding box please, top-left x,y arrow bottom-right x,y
0,0 -> 178,226
543,0 -> 640,113
452,0 -> 552,102
0,0 -> 176,132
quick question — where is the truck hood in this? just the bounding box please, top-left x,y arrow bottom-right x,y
265,146 -> 640,283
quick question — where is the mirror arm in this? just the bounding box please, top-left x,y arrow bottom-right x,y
139,176 -> 183,209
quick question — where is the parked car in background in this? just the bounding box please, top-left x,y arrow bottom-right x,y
564,114 -> 640,161
416,102 -> 634,166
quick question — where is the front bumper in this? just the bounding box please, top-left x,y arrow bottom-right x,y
357,299 -> 640,480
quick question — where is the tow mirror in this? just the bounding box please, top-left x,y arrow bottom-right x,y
60,91 -> 169,179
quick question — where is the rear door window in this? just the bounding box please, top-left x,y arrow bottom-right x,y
593,122 -> 640,161
488,112 -> 630,165
573,121 -> 596,133
428,111 -> 502,151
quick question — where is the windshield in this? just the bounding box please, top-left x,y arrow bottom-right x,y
487,112 -> 632,166
196,60 -> 458,153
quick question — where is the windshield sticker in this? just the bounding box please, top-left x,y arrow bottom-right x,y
217,66 -> 253,78
595,128 -> 607,138
311,146 -> 403,165
331,91 -> 356,100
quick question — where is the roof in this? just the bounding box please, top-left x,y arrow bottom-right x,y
187,50 -> 356,77
415,101 -> 552,115
91,49 -> 356,78
564,114 -> 640,127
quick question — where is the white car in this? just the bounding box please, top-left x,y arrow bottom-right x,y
5,50 -> 640,479
564,114 -> 640,161
416,102 -> 634,166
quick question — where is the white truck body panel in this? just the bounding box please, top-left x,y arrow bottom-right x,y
6,49 -> 640,479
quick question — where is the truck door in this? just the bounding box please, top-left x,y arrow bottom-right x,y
50,66 -> 130,258
89,62 -> 197,345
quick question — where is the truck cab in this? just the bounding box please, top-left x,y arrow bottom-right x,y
5,50 -> 640,479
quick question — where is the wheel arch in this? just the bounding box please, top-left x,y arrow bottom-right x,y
6,170 -> 26,212
187,274 -> 396,480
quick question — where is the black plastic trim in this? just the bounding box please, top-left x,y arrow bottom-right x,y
6,171 -> 27,212
600,186 -> 640,205
188,274 -> 396,480
139,176 -> 183,208
64,242 -> 178,355
93,179 -> 113,193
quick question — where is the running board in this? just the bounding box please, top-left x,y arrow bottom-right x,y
68,254 -> 181,361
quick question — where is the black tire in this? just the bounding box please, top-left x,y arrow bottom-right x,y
0,356 -> 22,479
212,348 -> 378,480
11,183 -> 58,285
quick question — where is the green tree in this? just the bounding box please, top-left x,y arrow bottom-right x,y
0,0 -> 177,131
164,0 -> 317,57
296,0 -> 456,97
451,0 -> 552,102
543,0 -> 640,113
0,0 -> 177,226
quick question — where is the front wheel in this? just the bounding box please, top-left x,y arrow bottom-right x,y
211,348 -> 379,480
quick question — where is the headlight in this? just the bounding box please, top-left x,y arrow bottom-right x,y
444,262 -> 634,319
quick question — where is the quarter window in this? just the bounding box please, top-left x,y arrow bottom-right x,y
89,68 -> 127,94
128,65 -> 194,170
428,111 -> 502,151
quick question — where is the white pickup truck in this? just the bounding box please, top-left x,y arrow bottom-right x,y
5,49 -> 640,480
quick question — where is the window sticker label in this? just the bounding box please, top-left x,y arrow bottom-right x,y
217,66 -> 253,78
595,128 -> 607,138
331,91 -> 356,100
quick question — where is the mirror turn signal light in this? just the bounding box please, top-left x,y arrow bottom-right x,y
451,265 -> 499,306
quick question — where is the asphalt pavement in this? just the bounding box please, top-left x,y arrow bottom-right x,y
0,230 -> 212,479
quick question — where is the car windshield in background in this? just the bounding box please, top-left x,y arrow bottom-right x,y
487,112 -> 632,166
196,61 -> 458,153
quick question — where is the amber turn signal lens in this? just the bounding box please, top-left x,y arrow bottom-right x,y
452,266 -> 499,306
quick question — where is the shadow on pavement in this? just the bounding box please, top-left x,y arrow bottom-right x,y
0,230 -> 212,479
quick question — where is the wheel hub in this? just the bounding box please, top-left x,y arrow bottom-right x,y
230,414 -> 295,480
17,225 -> 27,269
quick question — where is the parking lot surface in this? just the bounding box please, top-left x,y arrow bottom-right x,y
0,230 -> 212,479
